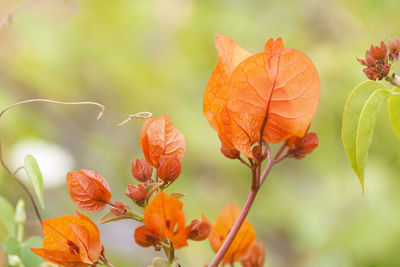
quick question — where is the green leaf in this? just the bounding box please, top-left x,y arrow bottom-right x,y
356,89 -> 391,190
169,192 -> 187,199
21,236 -> 43,267
98,209 -> 143,224
0,197 -> 15,241
24,155 -> 45,209
342,81 -> 387,191
4,236 -> 21,256
388,87 -> 400,140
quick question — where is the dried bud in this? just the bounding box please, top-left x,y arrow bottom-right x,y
131,159 -> 153,182
158,156 -> 181,184
357,40 -> 391,81
241,241 -> 265,267
220,145 -> 240,159
252,145 -> 263,162
126,184 -> 147,206
134,225 -> 160,249
186,219 -> 211,241
110,201 -> 127,216
389,38 -> 400,61
287,132 -> 318,159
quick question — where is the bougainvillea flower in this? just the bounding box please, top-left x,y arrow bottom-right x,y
142,192 -> 188,249
203,203 -> 256,264
131,159 -> 153,182
67,169 -> 112,213
357,41 -> 391,81
31,211 -> 103,267
287,132 -> 318,159
240,240 -> 265,267
140,114 -> 186,167
186,219 -> 211,241
204,35 -> 320,158
157,155 -> 182,184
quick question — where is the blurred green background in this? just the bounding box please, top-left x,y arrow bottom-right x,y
1,0 -> 400,266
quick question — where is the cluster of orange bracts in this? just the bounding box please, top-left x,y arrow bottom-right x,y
30,34 -> 320,267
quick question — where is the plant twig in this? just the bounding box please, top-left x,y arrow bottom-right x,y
386,73 -> 400,88
0,143 -> 43,224
0,0 -> 35,31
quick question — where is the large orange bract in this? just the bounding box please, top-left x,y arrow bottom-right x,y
203,35 -> 320,158
31,211 -> 103,267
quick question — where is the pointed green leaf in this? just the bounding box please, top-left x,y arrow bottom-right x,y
0,197 -> 15,241
21,236 -> 43,267
388,87 -> 400,140
356,89 -> 390,190
342,81 -> 387,191
23,155 -> 44,209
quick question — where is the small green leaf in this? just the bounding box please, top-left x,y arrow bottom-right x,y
98,209 -> 143,224
356,89 -> 390,190
169,192 -> 187,199
21,236 -> 43,267
342,81 -> 387,191
388,87 -> 400,140
24,155 -> 44,209
0,197 -> 15,241
4,236 -> 21,256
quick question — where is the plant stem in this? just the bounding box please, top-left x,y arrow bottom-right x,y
386,73 -> 400,88
0,0 -> 35,31
208,188 -> 258,267
0,143 -> 43,224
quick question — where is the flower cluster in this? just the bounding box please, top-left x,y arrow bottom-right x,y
357,38 -> 400,81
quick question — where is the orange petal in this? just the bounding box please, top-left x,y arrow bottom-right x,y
227,41 -> 320,157
140,115 -> 186,167
67,170 -> 111,213
144,192 -> 188,249
207,204 -> 256,264
203,35 -> 252,149
134,225 -> 159,248
31,248 -> 87,267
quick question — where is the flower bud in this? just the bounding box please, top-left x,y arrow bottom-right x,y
186,219 -> 211,241
389,38 -> 400,61
252,145 -> 263,162
131,159 -> 153,182
110,201 -> 127,216
158,156 -> 181,184
126,184 -> 147,206
134,225 -> 160,249
287,132 -> 318,159
220,145 -> 240,159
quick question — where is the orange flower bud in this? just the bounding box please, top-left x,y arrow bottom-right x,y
186,219 -> 211,241
287,132 -> 318,159
134,225 -> 160,249
241,241 -> 265,267
158,156 -> 181,183
125,184 -> 147,206
220,145 -> 240,159
252,145 -> 263,162
131,159 -> 153,182
110,201 -> 127,216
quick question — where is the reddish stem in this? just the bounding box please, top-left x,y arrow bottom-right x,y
208,188 -> 258,267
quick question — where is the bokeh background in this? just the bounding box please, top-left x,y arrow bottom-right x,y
1,0 -> 400,266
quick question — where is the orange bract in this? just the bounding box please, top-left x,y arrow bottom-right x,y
31,211 -> 103,267
203,35 -> 320,158
140,114 -> 186,167
203,203 -> 256,264
241,240 -> 265,267
143,191 -> 188,249
67,169 -> 111,213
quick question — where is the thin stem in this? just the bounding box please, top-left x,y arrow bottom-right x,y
100,253 -> 115,267
208,188 -> 258,267
0,0 -> 35,31
386,73 -> 400,88
238,156 -> 251,168
0,98 -> 152,127
0,143 -> 43,224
